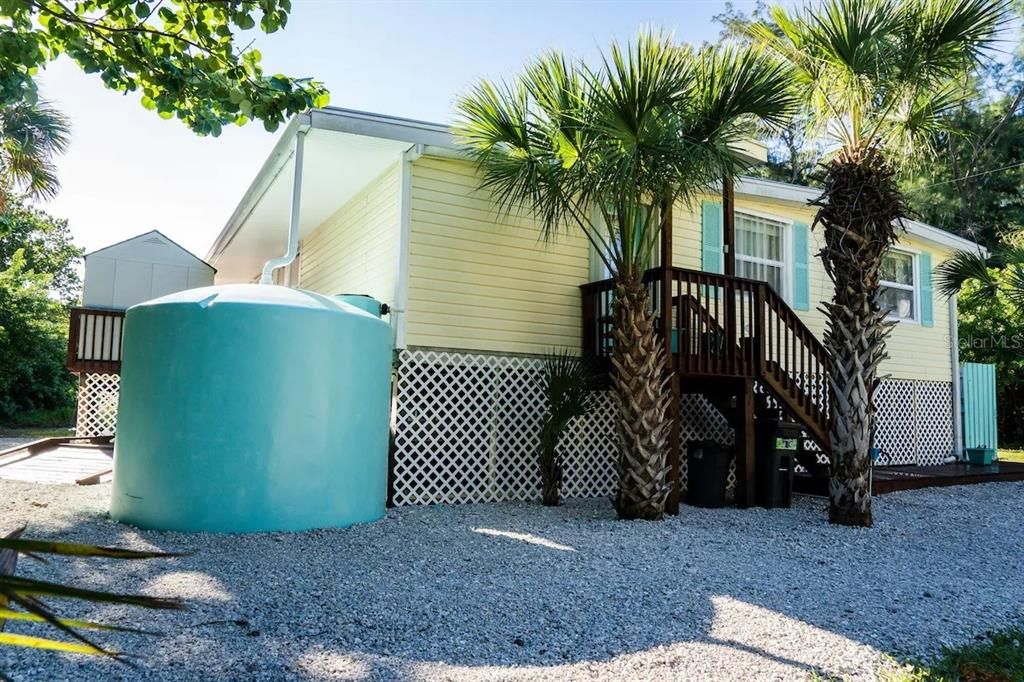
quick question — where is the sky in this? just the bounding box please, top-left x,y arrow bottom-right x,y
38,0 -> 754,259
36,0 -> 1021,261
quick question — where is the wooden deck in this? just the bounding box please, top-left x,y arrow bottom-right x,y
796,461 -> 1024,496
872,461 -> 1024,494
0,437 -> 113,485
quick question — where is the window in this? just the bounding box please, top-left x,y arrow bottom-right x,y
735,212 -> 788,296
880,250 -> 917,322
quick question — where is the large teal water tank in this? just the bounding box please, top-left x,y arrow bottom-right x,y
110,284 -> 392,533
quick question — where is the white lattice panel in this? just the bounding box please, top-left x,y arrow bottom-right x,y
75,373 -> 119,437
913,381 -> 954,465
393,349 -> 735,507
873,380 -> 917,465
392,349 -> 956,505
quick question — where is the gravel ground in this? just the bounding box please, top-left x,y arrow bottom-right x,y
0,436 -> 34,452
1,481 -> 1022,682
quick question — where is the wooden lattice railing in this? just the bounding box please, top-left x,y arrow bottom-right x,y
580,266 -> 832,454
67,307 -> 125,375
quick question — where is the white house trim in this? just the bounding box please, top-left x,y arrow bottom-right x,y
206,114 -> 309,262
950,294 -> 963,457
394,144 -> 422,349
880,247 -> 921,325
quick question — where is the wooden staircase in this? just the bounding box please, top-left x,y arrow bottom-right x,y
581,266 -> 834,506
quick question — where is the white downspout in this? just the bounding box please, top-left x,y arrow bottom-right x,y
950,294 -> 963,458
260,128 -> 308,284
392,143 -> 422,348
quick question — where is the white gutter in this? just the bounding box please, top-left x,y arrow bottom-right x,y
393,143 -> 423,348
260,128 -> 307,284
950,294 -> 964,458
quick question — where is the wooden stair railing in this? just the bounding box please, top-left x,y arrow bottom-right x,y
581,267 -> 833,461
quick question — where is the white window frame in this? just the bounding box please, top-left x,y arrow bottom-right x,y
880,246 -> 921,325
733,208 -> 793,303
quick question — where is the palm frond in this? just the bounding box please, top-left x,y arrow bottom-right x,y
744,0 -> 1010,158
934,249 -> 995,300
0,533 -> 184,665
0,100 -> 71,202
455,29 -> 795,282
1004,264 -> 1024,309
0,538 -> 187,560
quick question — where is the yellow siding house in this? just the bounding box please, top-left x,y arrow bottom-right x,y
208,108 -> 984,506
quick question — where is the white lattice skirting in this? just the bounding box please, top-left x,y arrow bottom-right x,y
393,349 -> 737,507
393,348 -> 957,507
75,373 -> 120,437
874,380 -> 954,466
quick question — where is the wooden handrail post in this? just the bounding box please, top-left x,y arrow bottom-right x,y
659,196 -> 674,369
754,284 -> 766,374
66,308 -> 81,370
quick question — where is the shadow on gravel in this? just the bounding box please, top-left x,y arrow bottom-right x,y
3,482 -> 1023,680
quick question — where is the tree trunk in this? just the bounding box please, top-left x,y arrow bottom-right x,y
824,301 -> 887,527
813,144 -> 904,528
541,463 -> 561,507
539,429 -> 561,507
611,273 -> 672,520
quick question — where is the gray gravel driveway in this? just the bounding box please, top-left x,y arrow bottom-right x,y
1,480 -> 1022,681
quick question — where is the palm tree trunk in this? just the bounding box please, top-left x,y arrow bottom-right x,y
824,300 -> 888,526
814,144 -> 904,528
538,428 -> 561,507
611,272 -> 672,520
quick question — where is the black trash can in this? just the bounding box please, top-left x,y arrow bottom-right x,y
686,440 -> 732,508
756,421 -> 800,508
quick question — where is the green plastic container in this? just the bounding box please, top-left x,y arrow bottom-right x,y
966,447 -> 996,466
110,284 -> 392,533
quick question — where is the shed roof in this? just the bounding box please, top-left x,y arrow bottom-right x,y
87,229 -> 216,271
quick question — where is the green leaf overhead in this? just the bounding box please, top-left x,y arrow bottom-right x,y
0,1 -> 329,136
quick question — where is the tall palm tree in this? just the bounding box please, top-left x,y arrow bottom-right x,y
455,32 -> 794,519
746,0 -> 1009,526
0,100 -> 70,209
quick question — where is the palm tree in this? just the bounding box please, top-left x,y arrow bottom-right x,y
745,0 -> 1009,526
455,32 -> 794,519
538,349 -> 600,506
0,100 -> 70,209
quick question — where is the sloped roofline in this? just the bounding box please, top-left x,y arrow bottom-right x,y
734,176 -> 987,256
87,229 -> 217,272
210,107 -> 987,263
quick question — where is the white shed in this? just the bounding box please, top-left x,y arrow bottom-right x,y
82,230 -> 215,310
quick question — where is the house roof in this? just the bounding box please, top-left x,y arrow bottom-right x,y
208,107 -> 987,280
87,229 -> 216,271
734,176 -> 987,256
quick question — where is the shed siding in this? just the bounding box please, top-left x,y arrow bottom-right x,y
405,157 -> 590,354
299,163 -> 400,307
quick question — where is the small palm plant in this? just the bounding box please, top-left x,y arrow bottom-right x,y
456,31 -> 794,519
745,0 -> 1010,526
538,350 -> 599,506
1,527 -> 184,668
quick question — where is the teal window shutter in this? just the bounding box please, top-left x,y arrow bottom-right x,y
919,251 -> 933,327
702,201 -> 723,274
792,222 -> 810,310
